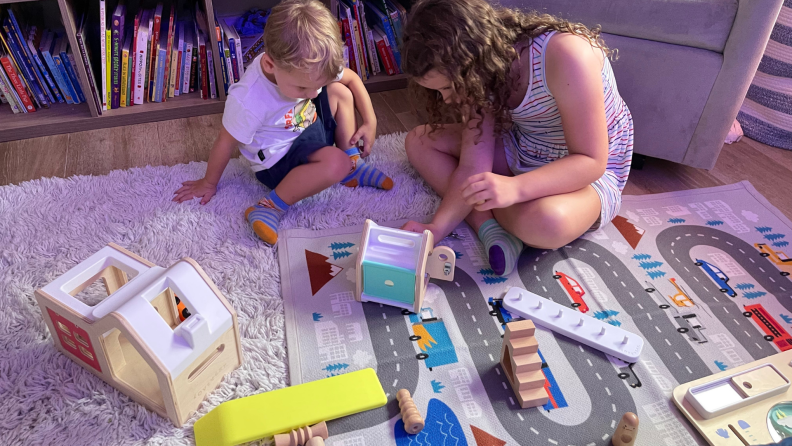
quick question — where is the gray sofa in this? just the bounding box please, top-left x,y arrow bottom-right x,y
501,0 -> 783,169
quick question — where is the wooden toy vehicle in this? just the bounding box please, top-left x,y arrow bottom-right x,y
35,243 -> 243,426
355,219 -> 456,313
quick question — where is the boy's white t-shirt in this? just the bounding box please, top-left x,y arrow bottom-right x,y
222,53 -> 343,172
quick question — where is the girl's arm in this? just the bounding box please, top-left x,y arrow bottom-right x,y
411,111 -> 499,240
173,127 -> 238,204
462,34 -> 610,211
338,68 -> 377,155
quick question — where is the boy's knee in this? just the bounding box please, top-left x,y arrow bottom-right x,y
327,148 -> 353,181
327,82 -> 353,113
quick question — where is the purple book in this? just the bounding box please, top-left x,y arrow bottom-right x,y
110,3 -> 126,108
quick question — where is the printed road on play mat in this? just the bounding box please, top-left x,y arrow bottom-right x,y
278,182 -> 792,446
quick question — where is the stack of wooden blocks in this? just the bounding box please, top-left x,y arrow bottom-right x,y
500,320 -> 549,408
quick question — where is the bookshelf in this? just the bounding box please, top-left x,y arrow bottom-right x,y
0,0 -> 408,143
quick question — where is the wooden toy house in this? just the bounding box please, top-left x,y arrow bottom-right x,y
35,243 -> 243,426
355,220 -> 456,313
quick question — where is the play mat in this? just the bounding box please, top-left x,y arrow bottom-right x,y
278,181 -> 792,446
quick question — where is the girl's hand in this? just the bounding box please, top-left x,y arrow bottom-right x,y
461,172 -> 520,211
173,178 -> 217,205
401,221 -> 444,242
350,120 -> 377,157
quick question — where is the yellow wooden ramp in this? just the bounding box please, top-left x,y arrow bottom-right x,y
194,368 -> 387,446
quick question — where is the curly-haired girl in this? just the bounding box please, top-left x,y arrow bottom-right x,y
400,0 -> 634,276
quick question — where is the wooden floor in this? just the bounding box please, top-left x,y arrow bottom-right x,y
2,88 -> 791,220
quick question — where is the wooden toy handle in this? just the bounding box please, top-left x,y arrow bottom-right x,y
425,246 -> 456,281
396,389 -> 425,435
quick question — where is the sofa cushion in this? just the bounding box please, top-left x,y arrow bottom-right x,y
500,0 -> 738,53
601,33 -> 723,163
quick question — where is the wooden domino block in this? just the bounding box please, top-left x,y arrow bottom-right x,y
500,320 -> 549,409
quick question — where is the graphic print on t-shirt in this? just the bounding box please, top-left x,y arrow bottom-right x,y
284,99 -> 317,132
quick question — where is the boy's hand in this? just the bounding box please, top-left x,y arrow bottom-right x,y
461,172 -> 520,211
173,178 -> 217,205
350,121 -> 376,157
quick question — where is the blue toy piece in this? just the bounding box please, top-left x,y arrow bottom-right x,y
356,220 -> 456,312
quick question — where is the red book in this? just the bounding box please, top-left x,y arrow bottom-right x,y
341,18 -> 356,76
130,10 -> 141,105
148,3 -> 163,101
198,31 -> 208,99
375,36 -> 394,75
162,4 -> 175,102
1,56 -> 35,112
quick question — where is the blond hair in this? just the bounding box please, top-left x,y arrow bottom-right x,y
264,0 -> 344,82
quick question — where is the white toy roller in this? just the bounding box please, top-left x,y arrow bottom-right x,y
35,243 -> 243,426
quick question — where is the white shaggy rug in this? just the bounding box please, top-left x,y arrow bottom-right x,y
0,133 -> 438,445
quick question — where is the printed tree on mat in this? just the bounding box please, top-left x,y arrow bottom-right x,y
756,226 -> 773,233
706,220 -> 724,227
455,250 -> 463,259
639,261 -> 663,270
593,310 -> 619,320
735,283 -> 755,290
329,242 -> 354,250
765,233 -> 787,242
482,276 -> 508,285
632,253 -> 651,261
714,360 -> 728,371
781,314 -> 792,324
431,380 -> 445,393
323,363 -> 349,373
332,250 -> 352,260
744,291 -> 768,299
668,218 -> 686,224
478,268 -> 495,275
647,270 -> 667,280
774,241 -> 790,248
607,319 -> 622,327
312,312 -> 323,321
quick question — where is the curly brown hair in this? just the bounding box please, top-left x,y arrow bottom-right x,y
401,0 -> 613,138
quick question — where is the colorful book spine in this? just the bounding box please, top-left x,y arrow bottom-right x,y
65,52 -> 86,103
110,7 -> 123,109
120,34 -> 130,107
0,63 -> 23,113
181,27 -> 193,94
27,34 -> 62,103
7,10 -> 50,105
189,45 -> 197,92
75,13 -> 102,114
129,11 -> 140,105
350,0 -> 369,79
213,16 -> 228,94
99,0 -> 107,110
174,22 -> 184,96
162,5 -> 175,102
372,28 -> 394,75
40,32 -> 74,104
198,30 -> 208,99
340,18 -> 356,76
227,36 -> 240,83
168,24 -> 180,98
105,28 -> 111,107
206,35 -> 216,99
1,17 -> 44,108
133,10 -> 149,105
369,4 -> 401,71
0,55 -> 35,111
149,4 -> 163,102
51,48 -> 73,105
233,31 -> 242,77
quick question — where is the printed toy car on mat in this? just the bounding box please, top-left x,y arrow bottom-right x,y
743,304 -> 792,351
755,243 -> 792,277
674,313 -> 707,343
694,259 -> 737,297
668,278 -> 695,307
552,271 -> 589,313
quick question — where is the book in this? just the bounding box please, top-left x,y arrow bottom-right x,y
339,3 -> 361,79
349,0 -> 369,78
197,29 -> 207,99
148,3 -> 163,102
110,3 -> 125,109
168,22 -> 179,98
181,25 -> 193,94
99,0 -> 107,110
52,35 -> 77,105
133,9 -> 150,105
0,54 -> 35,111
162,4 -> 175,102
205,31 -> 216,99
366,2 -> 400,71
213,14 -> 228,94
384,0 -> 403,45
120,30 -> 131,106
129,10 -> 140,105
363,22 -> 380,76
7,8 -> 50,106
339,16 -> 356,76
222,32 -> 233,87
189,38 -> 198,93
105,28 -> 111,106
220,19 -> 240,83
153,17 -> 168,102
372,27 -> 394,75
0,60 -> 23,113
27,27 -> 62,103
65,52 -> 86,103
174,21 -> 184,96
76,13 -> 102,114
1,15 -> 45,108
373,25 -> 397,75
40,30 -> 75,104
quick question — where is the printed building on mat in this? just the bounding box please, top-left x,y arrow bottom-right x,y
34,243 -> 242,426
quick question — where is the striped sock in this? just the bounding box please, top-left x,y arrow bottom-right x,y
478,219 -> 524,276
341,148 -> 393,190
245,190 -> 290,245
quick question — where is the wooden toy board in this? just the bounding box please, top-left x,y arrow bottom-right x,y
673,350 -> 792,445
277,182 -> 792,446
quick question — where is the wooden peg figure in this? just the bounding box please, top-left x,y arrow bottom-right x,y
396,389 -> 425,434
273,421 -> 328,446
612,412 -> 639,446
